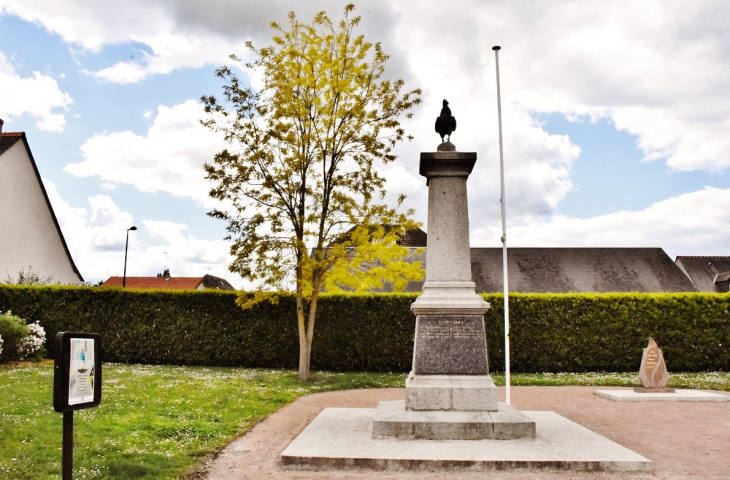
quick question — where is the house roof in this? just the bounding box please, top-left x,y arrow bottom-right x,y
0,131 -> 23,156
199,274 -> 236,290
0,131 -> 83,282
101,274 -> 236,290
471,248 -> 698,293
402,247 -> 698,293
675,256 -> 730,293
329,226 -> 427,247
399,228 -> 427,247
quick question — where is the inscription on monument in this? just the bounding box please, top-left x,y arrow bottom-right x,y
421,319 -> 484,340
414,315 -> 489,375
644,350 -> 658,370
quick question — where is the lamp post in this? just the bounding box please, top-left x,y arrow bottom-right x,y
123,226 -> 137,288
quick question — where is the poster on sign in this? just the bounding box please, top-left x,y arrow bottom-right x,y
68,338 -> 95,405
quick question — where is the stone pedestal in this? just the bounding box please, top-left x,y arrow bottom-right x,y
372,150 -> 534,440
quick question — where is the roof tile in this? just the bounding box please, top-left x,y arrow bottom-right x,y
102,276 -> 204,290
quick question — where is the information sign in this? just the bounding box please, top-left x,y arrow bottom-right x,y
54,332 -> 102,412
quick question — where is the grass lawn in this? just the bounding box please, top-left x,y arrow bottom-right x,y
1,362 -> 727,480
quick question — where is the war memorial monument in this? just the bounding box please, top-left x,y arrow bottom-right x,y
281,102 -> 654,472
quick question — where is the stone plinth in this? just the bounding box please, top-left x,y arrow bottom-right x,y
633,387 -> 675,393
372,401 -> 535,440
406,374 -> 498,411
595,389 -> 730,402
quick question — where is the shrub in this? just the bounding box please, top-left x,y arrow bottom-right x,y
0,310 -> 46,362
17,321 -> 46,360
0,310 -> 29,363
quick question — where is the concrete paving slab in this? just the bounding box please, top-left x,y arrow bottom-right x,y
595,389 -> 730,402
281,408 -> 652,472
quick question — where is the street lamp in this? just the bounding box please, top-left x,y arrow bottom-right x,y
123,226 -> 137,288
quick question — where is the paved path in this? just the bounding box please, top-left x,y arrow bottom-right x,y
191,386 -> 730,480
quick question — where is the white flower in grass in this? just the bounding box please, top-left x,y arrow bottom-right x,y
0,333 -> 3,357
17,322 -> 46,359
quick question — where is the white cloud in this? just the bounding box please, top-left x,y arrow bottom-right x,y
64,100 -> 226,205
143,220 -> 233,269
0,52 -> 72,131
374,0 -> 730,244
6,0 -> 730,174
390,0 -> 730,184
471,187 -> 730,259
0,0 -> 404,83
43,179 -> 243,286
389,91 -> 581,234
92,34 -> 238,83
1,0 -> 169,51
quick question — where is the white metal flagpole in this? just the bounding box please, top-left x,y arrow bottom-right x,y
492,45 -> 511,405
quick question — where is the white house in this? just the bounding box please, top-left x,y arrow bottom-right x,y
0,122 -> 83,284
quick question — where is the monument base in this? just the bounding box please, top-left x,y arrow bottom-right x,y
406,373 -> 498,411
595,389 -> 729,402
281,408 -> 651,472
372,400 -> 535,440
633,387 -> 675,393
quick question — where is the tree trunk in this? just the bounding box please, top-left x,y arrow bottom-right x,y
298,335 -> 310,382
296,266 -> 310,382
297,273 -> 321,382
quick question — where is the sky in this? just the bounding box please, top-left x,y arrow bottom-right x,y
1,0 -> 729,288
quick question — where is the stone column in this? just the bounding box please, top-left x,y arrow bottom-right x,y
411,152 -> 490,315
407,151 -> 496,411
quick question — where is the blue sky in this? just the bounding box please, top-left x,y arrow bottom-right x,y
2,0 -> 730,287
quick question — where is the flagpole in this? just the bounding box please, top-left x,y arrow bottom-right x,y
492,45 -> 511,405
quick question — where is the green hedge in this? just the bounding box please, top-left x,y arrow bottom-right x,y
0,285 -> 728,372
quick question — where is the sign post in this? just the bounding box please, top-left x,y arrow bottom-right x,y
54,332 -> 102,480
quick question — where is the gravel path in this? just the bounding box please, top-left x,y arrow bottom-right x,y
192,386 -> 730,480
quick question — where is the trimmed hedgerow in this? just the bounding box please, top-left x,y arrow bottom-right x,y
0,285 -> 727,372
483,293 -> 730,373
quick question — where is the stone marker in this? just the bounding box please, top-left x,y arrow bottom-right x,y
635,337 -> 674,393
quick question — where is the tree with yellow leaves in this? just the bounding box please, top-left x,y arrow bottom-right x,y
201,4 -> 424,381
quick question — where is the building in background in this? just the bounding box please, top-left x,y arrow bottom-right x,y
675,256 -> 730,293
467,247 -> 698,293
331,226 -> 705,294
0,123 -> 83,284
101,270 -> 236,291
400,242 -> 704,294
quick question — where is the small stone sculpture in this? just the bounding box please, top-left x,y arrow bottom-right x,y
435,99 -> 456,151
635,337 -> 674,393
